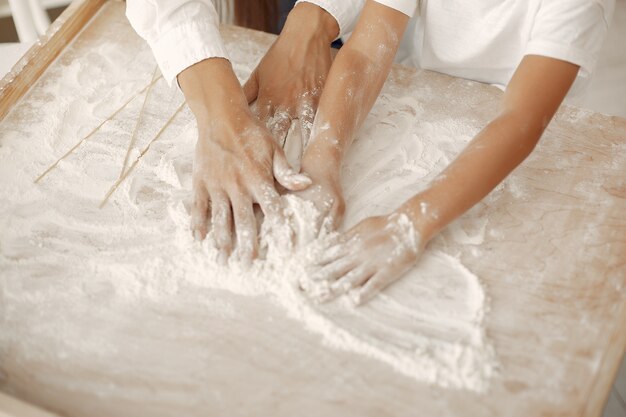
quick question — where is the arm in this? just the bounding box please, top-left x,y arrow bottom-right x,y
295,1 -> 411,228
127,0 -> 310,264
242,2 -> 339,142
310,55 -> 579,305
399,56 -> 579,241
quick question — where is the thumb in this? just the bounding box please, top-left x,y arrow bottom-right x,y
242,69 -> 259,104
273,147 -> 312,191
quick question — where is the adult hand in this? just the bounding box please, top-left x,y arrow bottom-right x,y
243,2 -> 338,146
291,141 -> 345,234
179,58 -> 311,265
304,212 -> 427,305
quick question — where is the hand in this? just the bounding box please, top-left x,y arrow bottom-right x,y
292,173 -> 345,235
178,58 -> 311,265
293,142 -> 345,234
243,2 -> 338,145
303,212 -> 426,305
192,115 -> 311,265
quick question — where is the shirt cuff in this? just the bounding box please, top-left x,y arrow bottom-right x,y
525,40 -> 595,78
148,21 -> 230,87
373,0 -> 417,17
295,0 -> 361,38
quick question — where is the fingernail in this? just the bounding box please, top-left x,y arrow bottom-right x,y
194,230 -> 202,242
290,173 -> 312,186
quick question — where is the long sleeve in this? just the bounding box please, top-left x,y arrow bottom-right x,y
126,0 -> 230,86
296,0 -> 416,38
295,0 -> 366,38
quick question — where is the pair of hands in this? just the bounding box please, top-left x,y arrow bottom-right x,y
182,4 -> 426,304
183,4 -> 345,262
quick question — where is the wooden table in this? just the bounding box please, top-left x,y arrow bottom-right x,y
0,1 -> 625,416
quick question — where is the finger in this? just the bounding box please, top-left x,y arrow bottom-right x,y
253,182 -> 284,224
306,280 -> 333,303
310,255 -> 358,282
331,266 -> 374,295
242,69 -> 259,104
255,99 -> 273,124
273,148 -> 312,191
316,243 -> 350,266
338,222 -> 368,246
318,198 -> 345,237
266,108 -> 292,147
210,191 -> 233,265
349,271 -> 393,306
231,193 -> 258,266
297,97 -> 315,147
190,180 -> 210,241
330,198 -> 345,229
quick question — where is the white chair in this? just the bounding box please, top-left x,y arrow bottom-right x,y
6,0 -> 64,42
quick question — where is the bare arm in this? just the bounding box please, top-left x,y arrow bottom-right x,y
296,0 -> 410,227
179,59 -> 311,265
401,55 -> 579,241
307,54 -> 579,304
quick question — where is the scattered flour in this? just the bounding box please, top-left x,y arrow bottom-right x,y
0,5 -> 497,403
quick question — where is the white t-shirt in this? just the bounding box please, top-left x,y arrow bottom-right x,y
302,0 -> 613,95
127,0 -> 613,95
401,0 -> 614,94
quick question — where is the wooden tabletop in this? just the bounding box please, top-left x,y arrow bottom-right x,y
0,1 -> 625,416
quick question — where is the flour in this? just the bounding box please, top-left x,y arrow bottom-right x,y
0,6 -> 496,402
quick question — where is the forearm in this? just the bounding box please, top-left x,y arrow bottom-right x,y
302,2 -> 409,174
400,113 -> 544,240
178,58 -> 250,128
283,2 -> 338,42
399,55 -> 579,241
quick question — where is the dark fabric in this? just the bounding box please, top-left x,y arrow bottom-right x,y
277,0 -> 343,48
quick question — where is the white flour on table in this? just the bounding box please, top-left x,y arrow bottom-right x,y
0,11 -> 496,400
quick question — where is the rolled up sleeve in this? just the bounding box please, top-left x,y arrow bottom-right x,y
373,0 -> 417,17
126,0 -> 230,86
295,0 -> 366,38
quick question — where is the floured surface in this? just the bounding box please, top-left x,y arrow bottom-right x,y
1,3 -> 626,417
0,0 -> 494,398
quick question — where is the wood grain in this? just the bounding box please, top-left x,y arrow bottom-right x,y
0,2 -> 624,417
0,393 -> 58,417
0,0 -> 107,121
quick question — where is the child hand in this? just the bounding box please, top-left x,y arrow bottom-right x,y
304,212 -> 426,305
291,173 -> 345,234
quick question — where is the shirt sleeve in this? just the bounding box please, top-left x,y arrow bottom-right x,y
525,0 -> 613,80
126,0 -> 230,86
295,0 -> 365,38
373,0 -> 417,17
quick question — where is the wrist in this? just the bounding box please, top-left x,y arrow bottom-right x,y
178,58 -> 249,124
396,197 -> 440,244
284,2 -> 339,43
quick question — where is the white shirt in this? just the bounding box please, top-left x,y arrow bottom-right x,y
127,0 -> 613,93
304,0 -> 613,94
126,0 -> 232,85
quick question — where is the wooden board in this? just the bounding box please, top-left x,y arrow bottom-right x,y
0,0 -> 107,121
0,393 -> 58,417
0,1 -> 625,417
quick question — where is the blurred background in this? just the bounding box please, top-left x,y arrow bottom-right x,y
0,0 -> 624,118
0,0 -> 624,416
